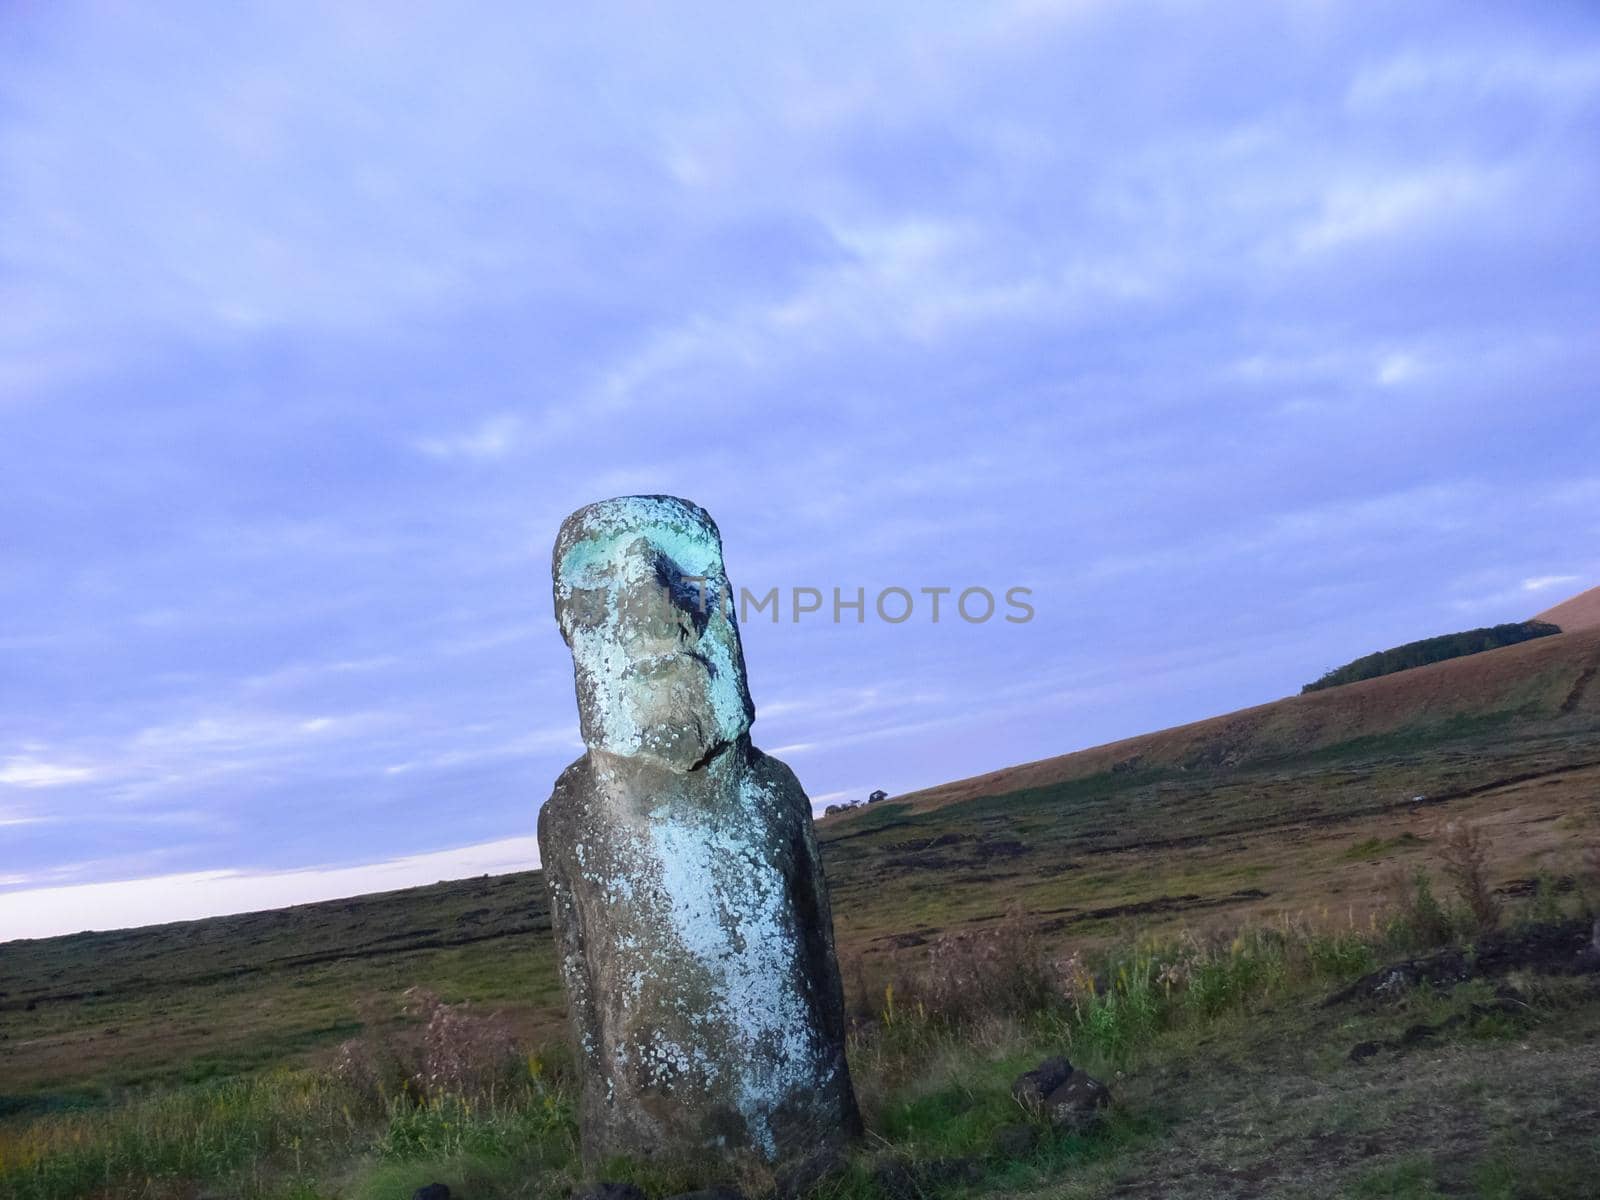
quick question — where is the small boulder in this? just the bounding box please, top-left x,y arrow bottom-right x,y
1348,1040 -> 1383,1064
1011,1055 -> 1074,1109
991,1122 -> 1039,1157
1042,1071 -> 1111,1133
412,1186 -> 450,1200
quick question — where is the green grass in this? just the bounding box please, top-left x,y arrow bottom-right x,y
1347,1158 -> 1447,1199
1343,833 -> 1426,861
4,894 -> 1598,1200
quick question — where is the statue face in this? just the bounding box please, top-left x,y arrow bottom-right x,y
554,497 -> 753,769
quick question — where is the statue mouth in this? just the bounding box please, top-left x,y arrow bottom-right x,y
622,650 -> 718,680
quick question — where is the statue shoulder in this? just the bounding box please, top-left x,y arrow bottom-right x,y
747,744 -> 811,815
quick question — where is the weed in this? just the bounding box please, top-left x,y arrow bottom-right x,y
1530,872 -> 1564,925
897,908 -> 1058,1026
1438,822 -> 1500,933
1381,866 -> 1454,948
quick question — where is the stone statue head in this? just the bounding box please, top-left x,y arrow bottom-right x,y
553,495 -> 754,769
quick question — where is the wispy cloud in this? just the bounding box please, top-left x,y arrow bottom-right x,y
0,837 -> 543,942
0,758 -> 97,788
1523,575 -> 1580,594
413,414 -> 524,461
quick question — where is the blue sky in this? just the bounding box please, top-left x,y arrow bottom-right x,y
3,2 -> 1599,939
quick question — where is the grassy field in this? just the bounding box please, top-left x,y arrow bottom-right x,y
3,626 -> 1599,1196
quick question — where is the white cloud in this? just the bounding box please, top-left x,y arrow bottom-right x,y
0,758 -> 97,788
1523,574 -> 1579,593
413,414 -> 523,460
1295,169 -> 1502,254
1375,352 -> 1423,386
381,724 -> 580,777
0,836 -> 543,942
806,789 -> 857,815
1347,47 -> 1600,111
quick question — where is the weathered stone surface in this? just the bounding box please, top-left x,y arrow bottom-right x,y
1010,1055 -> 1073,1109
1042,1071 -> 1111,1132
539,496 -> 861,1166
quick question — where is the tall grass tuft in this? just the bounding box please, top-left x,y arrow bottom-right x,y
1381,865 -> 1455,948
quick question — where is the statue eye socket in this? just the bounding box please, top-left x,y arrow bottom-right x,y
564,587 -> 610,628
652,554 -> 714,636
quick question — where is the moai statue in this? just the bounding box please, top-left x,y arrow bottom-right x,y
538,495 -> 861,1167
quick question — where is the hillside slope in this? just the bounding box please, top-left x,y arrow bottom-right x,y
1537,583 -> 1600,633
869,622 -> 1600,814
4,625 -> 1599,1102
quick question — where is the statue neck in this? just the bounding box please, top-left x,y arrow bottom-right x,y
588,733 -> 750,802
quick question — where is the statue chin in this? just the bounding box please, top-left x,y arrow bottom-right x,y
582,656 -> 748,771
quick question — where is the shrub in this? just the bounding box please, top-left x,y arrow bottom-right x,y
331,988 -> 526,1108
1381,865 -> 1455,948
1438,822 -> 1500,933
892,909 -> 1060,1027
1530,872 -> 1564,925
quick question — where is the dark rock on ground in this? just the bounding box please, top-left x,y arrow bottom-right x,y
1323,952 -> 1472,1006
1326,918 -> 1600,1008
992,1122 -> 1040,1157
1042,1071 -> 1111,1132
412,1185 -> 450,1200
1475,917 -> 1600,976
1348,1040 -> 1383,1063
1011,1055 -> 1112,1132
1349,998 -> 1534,1062
1011,1055 -> 1073,1108
1399,1015 -> 1465,1047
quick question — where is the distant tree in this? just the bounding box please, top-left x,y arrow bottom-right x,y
1302,621 -> 1561,694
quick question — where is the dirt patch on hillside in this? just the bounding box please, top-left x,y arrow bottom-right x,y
1537,583 -> 1600,633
